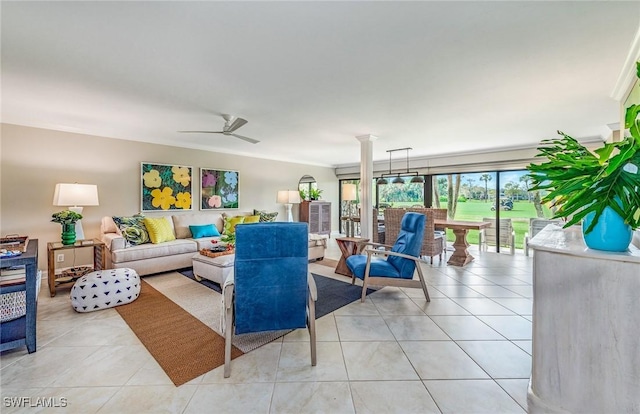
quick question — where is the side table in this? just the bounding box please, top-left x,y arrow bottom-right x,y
47,239 -> 106,297
335,236 -> 369,277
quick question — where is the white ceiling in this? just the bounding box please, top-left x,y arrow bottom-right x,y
2,1 -> 639,167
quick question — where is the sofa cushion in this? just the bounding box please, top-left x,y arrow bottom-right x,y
113,215 -> 150,246
111,239 -> 197,263
144,217 -> 177,244
243,215 -> 261,224
189,224 -> 221,238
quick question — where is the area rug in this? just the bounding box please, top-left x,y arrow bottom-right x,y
178,269 -> 378,319
315,257 -> 339,268
118,272 -> 379,386
115,280 -> 243,386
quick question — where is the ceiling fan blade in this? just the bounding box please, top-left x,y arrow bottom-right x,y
230,133 -> 260,144
226,117 -> 248,132
178,130 -> 224,134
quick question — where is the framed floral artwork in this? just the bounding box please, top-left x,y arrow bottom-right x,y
141,162 -> 193,211
200,168 -> 239,210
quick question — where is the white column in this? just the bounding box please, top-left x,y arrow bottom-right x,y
356,135 -> 377,240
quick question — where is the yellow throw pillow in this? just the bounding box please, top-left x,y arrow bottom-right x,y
143,217 -> 176,244
223,215 -> 246,235
243,215 -> 260,224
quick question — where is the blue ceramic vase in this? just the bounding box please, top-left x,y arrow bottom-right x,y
582,206 -> 632,252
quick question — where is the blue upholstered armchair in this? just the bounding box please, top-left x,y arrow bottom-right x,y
222,222 -> 317,378
346,212 -> 430,302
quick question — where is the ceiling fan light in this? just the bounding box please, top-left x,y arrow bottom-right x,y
377,177 -> 388,185
392,176 -> 404,186
410,176 -> 424,184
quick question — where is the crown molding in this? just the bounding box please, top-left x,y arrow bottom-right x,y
612,25 -> 640,101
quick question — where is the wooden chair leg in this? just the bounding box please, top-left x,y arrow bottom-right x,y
308,295 -> 317,366
223,303 -> 233,378
415,264 -> 430,302
361,254 -> 373,302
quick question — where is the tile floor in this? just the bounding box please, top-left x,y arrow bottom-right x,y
1,238 -> 533,413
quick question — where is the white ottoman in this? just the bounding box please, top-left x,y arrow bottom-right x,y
192,253 -> 235,285
70,268 -> 140,313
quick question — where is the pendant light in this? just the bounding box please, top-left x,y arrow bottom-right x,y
375,147 -> 424,185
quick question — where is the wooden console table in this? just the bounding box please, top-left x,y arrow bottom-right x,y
0,239 -> 39,353
47,239 -> 106,297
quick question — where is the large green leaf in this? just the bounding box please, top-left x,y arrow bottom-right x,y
528,131 -> 640,233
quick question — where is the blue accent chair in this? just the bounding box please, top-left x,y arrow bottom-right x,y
223,222 -> 317,377
346,212 -> 430,302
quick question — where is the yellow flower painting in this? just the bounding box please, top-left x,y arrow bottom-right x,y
151,187 -> 176,210
141,162 -> 192,211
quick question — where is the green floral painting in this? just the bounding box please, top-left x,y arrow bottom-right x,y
200,168 -> 239,210
141,162 -> 192,211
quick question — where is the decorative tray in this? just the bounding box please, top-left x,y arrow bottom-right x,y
0,235 -> 29,253
199,248 -> 235,258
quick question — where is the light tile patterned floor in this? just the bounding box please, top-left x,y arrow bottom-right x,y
1,237 -> 532,413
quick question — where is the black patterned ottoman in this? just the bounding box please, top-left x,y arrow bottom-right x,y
70,268 -> 140,312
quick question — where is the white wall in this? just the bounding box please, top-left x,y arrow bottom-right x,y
0,124 -> 338,269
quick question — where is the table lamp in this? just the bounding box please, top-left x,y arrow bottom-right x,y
53,183 -> 100,240
342,183 -> 358,235
277,190 -> 301,222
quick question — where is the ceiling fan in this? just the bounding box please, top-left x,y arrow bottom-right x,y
179,114 -> 260,144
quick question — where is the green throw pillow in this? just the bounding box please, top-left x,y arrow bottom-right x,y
253,209 -> 278,222
113,215 -> 149,247
223,215 -> 246,235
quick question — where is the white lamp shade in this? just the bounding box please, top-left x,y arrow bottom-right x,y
277,190 -> 301,204
342,183 -> 357,201
53,183 -> 99,206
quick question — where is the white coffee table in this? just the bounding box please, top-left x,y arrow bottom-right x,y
191,252 -> 235,286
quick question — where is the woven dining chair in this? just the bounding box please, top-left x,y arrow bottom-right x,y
411,208 -> 445,263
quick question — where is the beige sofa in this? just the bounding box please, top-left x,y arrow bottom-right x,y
100,213 -> 328,276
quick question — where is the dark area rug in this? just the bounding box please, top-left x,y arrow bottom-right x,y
178,268 -> 378,319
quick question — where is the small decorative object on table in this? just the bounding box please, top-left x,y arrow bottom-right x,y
51,210 -> 83,245
200,240 -> 235,258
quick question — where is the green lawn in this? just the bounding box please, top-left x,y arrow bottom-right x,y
385,200 -> 553,249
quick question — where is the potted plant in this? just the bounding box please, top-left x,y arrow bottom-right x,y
309,187 -> 323,201
527,63 -> 640,251
51,210 -> 83,245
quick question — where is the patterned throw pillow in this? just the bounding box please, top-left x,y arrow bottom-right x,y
253,209 -> 278,222
222,215 -> 246,236
143,217 -> 176,244
112,215 -> 149,247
